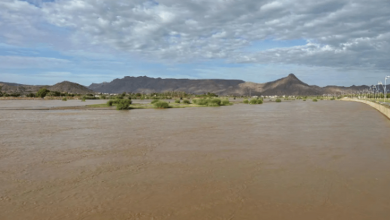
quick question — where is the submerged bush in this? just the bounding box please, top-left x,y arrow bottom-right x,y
183,99 -> 191,104
303,99 -> 306,101
249,99 -> 263,104
249,99 -> 257,104
193,98 -> 230,106
209,98 -> 221,106
151,99 -> 160,104
175,99 -> 180,103
116,99 -> 132,110
107,100 -> 114,106
243,99 -> 249,104
313,99 -> 318,102
154,101 -> 170,109
81,97 -> 86,102
275,98 -> 282,102
222,99 -> 230,106
330,97 -> 335,100
62,97 -> 67,101
195,98 -> 208,105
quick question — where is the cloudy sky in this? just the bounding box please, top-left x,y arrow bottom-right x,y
1,0 -> 389,86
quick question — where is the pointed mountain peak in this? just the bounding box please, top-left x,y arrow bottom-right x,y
287,73 -> 298,79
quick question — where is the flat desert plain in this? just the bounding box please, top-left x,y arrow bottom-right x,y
1,100 -> 390,220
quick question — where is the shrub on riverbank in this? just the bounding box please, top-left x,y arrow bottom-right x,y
62,97 -> 67,101
183,99 -> 191,104
243,99 -> 249,104
313,99 -> 317,102
175,99 -> 180,103
275,98 -> 282,102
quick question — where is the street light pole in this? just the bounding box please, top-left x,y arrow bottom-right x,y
385,76 -> 390,102
378,81 -> 384,102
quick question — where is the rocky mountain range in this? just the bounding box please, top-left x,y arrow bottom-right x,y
1,74 -> 379,96
88,74 -> 371,96
88,76 -> 245,95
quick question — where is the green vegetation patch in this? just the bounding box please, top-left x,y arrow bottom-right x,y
222,99 -> 231,105
275,98 -> 282,102
37,88 -> 49,98
249,98 -> 263,104
106,99 -> 133,110
153,101 -> 170,109
151,99 -> 160,104
116,99 -> 132,110
192,98 -> 231,107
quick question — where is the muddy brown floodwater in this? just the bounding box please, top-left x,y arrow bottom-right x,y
0,100 -> 107,110
1,101 -> 390,220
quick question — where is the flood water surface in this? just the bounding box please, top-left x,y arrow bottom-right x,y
0,99 -> 107,109
1,101 -> 390,219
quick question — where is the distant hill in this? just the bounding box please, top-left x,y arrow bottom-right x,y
238,74 -> 323,96
88,74 -> 370,96
0,81 -> 26,86
48,81 -> 94,94
0,81 -> 92,94
0,82 -> 48,94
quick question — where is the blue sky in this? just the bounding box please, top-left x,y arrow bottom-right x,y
1,0 -> 389,86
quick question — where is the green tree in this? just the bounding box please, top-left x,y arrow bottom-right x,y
26,93 -> 35,98
37,88 -> 49,98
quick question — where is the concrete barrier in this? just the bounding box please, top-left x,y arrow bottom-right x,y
342,98 -> 390,120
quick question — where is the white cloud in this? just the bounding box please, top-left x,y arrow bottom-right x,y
1,0 -> 390,82
0,56 -> 70,68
